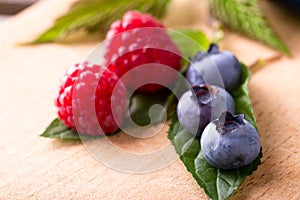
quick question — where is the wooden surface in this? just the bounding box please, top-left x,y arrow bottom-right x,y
0,0 -> 300,199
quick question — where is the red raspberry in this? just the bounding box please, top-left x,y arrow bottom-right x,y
105,11 -> 182,93
55,62 -> 127,136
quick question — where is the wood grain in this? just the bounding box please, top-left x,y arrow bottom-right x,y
0,0 -> 299,199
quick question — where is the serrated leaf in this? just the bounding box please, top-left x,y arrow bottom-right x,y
209,0 -> 290,54
41,118 -> 81,140
41,118 -> 120,140
32,0 -> 171,43
168,64 -> 262,200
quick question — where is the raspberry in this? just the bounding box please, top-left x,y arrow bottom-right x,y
55,62 -> 127,136
104,11 -> 182,93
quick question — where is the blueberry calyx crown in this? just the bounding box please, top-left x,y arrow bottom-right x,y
207,43 -> 220,55
215,111 -> 245,134
191,84 -> 215,105
190,43 -> 219,62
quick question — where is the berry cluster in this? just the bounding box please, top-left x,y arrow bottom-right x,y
55,11 -> 181,136
54,10 -> 261,170
177,44 -> 261,169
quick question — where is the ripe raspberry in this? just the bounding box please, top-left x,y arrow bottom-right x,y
104,11 -> 182,93
55,62 -> 127,136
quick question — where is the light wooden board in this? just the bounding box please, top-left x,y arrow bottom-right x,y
0,0 -> 299,199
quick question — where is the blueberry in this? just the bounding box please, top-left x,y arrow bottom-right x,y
177,84 -> 235,136
186,44 -> 242,91
201,111 -> 261,169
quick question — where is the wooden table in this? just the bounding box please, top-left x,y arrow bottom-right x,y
0,0 -> 299,199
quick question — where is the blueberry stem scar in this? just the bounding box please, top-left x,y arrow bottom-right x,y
215,111 -> 245,134
191,85 -> 213,105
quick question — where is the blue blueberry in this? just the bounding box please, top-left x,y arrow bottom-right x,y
201,111 -> 261,169
186,44 -> 242,91
177,84 -> 235,136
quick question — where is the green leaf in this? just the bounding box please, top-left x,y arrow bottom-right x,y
168,65 -> 262,200
41,118 -> 120,140
41,118 -> 81,140
232,63 -> 256,128
32,0 -> 171,44
126,90 -> 172,126
168,29 -> 210,59
209,0 -> 290,54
